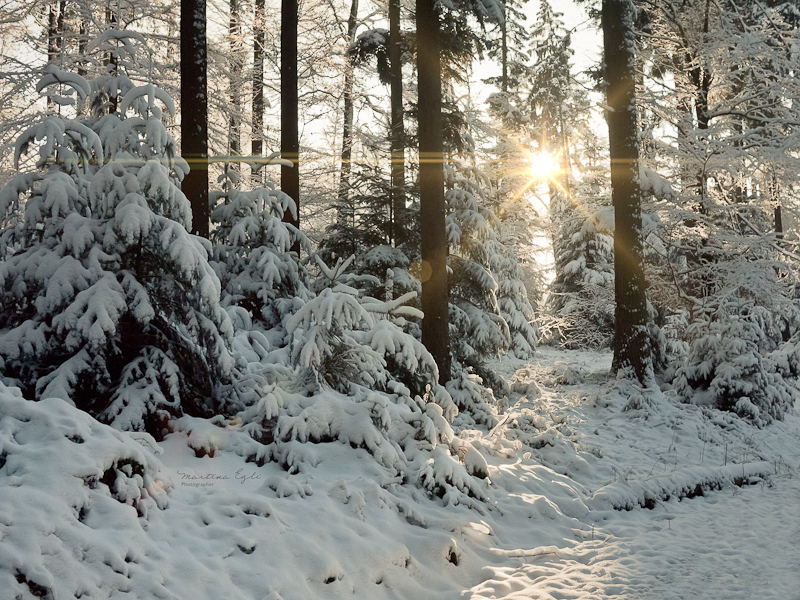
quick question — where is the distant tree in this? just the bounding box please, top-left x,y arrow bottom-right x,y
485,0 -> 530,94
337,0 -> 360,207
252,0 -> 266,186
228,0 -> 243,167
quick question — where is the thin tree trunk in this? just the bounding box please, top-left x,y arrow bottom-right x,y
47,1 -> 66,108
771,173 -> 783,238
388,0 -> 404,245
78,18 -> 87,78
688,0 -> 712,206
417,0 -> 450,383
181,0 -> 210,237
603,0 -> 651,382
281,0 -> 300,240
252,0 -> 265,186
338,0 -> 359,205
500,18 -> 508,93
48,3 -> 58,66
228,0 -> 241,169
104,4 -> 119,112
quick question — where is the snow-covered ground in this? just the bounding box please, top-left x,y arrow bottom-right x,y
2,347 -> 799,600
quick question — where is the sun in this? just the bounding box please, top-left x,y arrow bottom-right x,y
528,150 -> 559,182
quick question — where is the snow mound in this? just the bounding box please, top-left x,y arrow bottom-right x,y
0,383 -> 169,599
590,462 -> 773,510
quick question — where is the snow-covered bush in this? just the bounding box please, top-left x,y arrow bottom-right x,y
188,254 -> 490,505
291,256 -> 437,396
0,33 -> 233,434
674,302 -> 800,425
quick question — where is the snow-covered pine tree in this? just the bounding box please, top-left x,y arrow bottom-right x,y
445,134 -> 538,395
209,166 -> 311,330
207,253 -> 491,505
674,291 -> 800,426
543,129 -> 615,349
0,31 -> 233,436
634,0 -> 800,413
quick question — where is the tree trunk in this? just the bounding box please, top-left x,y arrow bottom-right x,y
47,3 -> 58,66
388,0 -> 405,245
603,0 -> 651,382
47,1 -> 67,108
417,0 -> 450,384
78,17 -> 88,78
688,0 -> 712,206
771,174 -> 783,238
252,0 -> 265,186
228,0 -> 241,168
338,0 -> 359,205
500,18 -> 508,93
281,0 -> 300,239
181,0 -> 209,237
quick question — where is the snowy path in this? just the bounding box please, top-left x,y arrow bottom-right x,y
473,476 -> 800,599
471,351 -> 800,600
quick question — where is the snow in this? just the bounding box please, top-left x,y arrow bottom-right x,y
1,347 -> 798,599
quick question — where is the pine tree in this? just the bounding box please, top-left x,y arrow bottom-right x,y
636,0 -> 800,409
0,31 -> 233,436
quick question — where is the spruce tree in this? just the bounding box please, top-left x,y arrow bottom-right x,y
0,31 -> 233,435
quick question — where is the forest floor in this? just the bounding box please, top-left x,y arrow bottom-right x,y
468,349 -> 800,599
3,347 -> 800,599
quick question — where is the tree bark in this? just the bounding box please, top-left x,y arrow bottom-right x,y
228,0 -> 242,167
281,0 -> 300,237
338,0 -> 359,205
388,0 -> 405,245
603,0 -> 651,382
252,0 -> 265,186
417,0 -> 450,384
181,0 -> 210,238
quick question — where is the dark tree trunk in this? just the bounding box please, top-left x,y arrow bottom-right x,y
281,0 -> 300,239
48,3 -> 58,66
500,19 -> 508,93
417,0 -> 450,384
105,5 -> 120,113
252,0 -> 266,186
181,0 -> 209,237
338,0 -> 359,205
771,174 -> 783,238
603,0 -> 651,382
388,0 -> 405,245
